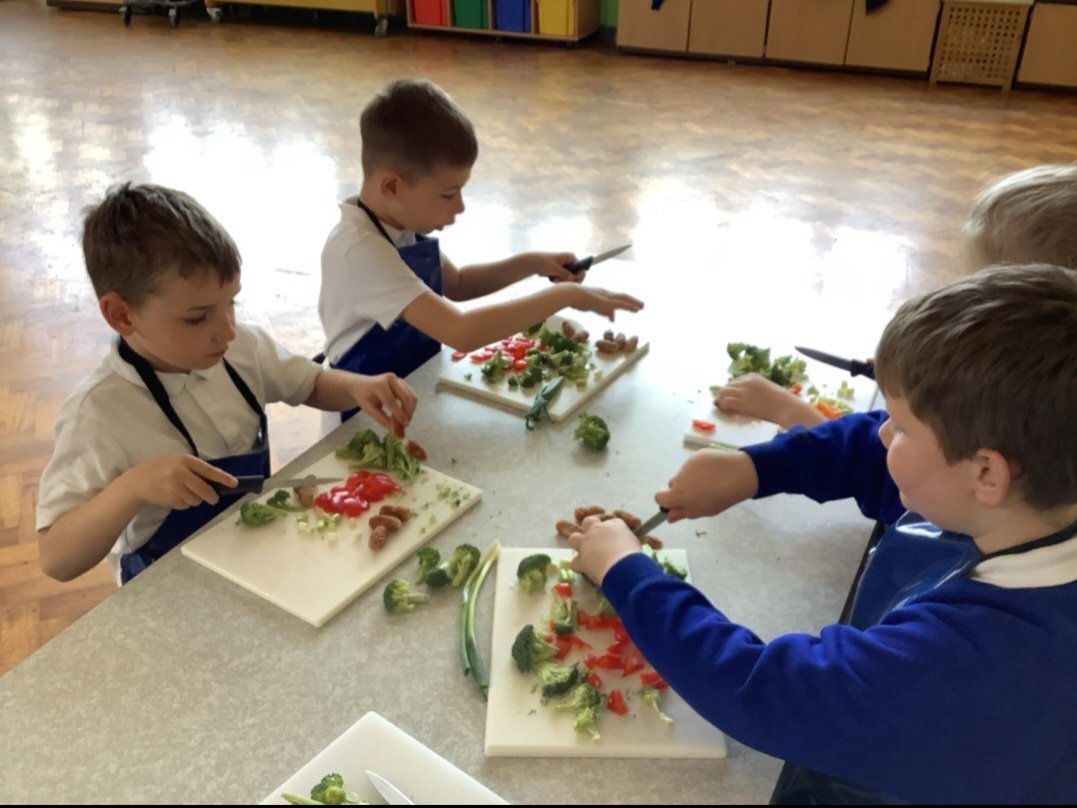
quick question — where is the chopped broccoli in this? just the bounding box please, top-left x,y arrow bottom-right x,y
516,553 -> 553,594
424,565 -> 452,589
555,683 -> 603,741
539,325 -> 586,354
448,543 -> 481,587
660,557 -> 688,580
510,623 -> 559,673
266,489 -> 308,512
481,352 -> 512,382
383,578 -> 430,614
239,501 -> 280,527
508,363 -> 545,390
548,595 -> 578,636
640,685 -> 675,725
540,662 -> 581,698
726,342 -> 806,389
415,547 -> 440,584
335,429 -> 421,481
280,772 -> 362,805
557,559 -> 576,584
574,412 -> 610,451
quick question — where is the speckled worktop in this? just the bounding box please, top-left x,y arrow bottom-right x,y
0,262 -> 881,804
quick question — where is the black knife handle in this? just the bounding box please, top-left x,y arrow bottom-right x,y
850,359 -> 875,380
212,476 -> 264,496
564,255 -> 594,273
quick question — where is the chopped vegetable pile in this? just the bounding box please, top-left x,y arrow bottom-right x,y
334,429 -> 422,481
726,342 -> 807,389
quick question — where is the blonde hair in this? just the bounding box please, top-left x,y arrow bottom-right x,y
962,164 -> 1077,271
875,263 -> 1077,510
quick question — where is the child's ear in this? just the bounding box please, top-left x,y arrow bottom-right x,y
379,171 -> 402,199
99,292 -> 136,336
972,448 -> 1016,508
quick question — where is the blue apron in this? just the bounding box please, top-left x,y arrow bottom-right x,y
773,512 -> 1077,804
117,339 -> 270,584
332,199 -> 443,422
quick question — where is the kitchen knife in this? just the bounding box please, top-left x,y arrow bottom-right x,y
212,474 -> 340,496
632,507 -> 669,539
794,346 -> 876,380
563,243 -> 632,273
365,770 -> 415,805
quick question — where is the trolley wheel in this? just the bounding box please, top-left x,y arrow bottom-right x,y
120,5 -> 132,24
168,7 -> 179,25
374,16 -> 388,37
207,6 -> 222,21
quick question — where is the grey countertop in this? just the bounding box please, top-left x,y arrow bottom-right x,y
0,262 -> 879,804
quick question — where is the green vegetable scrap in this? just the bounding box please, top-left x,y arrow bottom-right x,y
836,380 -> 856,401
383,578 -> 430,614
481,351 -> 512,383
415,546 -> 440,584
726,342 -> 807,389
640,685 -> 675,726
461,542 -> 501,700
296,512 -> 342,535
524,377 -> 564,431
334,428 -> 421,481
551,682 -> 603,741
281,772 -> 363,805
539,662 -> 581,699
510,623 -> 559,673
548,594 -> 578,636
516,553 -> 554,594
239,501 -> 281,527
426,543 -> 481,589
574,412 -> 610,451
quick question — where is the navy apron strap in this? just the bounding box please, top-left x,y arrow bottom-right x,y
118,338 -> 199,456
356,198 -> 397,246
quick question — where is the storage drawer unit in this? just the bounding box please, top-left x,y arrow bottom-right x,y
845,0 -> 941,72
1017,2 -> 1077,88
616,0 -> 692,52
766,0 -> 856,66
688,0 -> 769,58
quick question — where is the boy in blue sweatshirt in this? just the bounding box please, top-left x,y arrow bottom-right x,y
569,263 -> 1077,804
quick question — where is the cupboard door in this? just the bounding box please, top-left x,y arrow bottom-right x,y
1017,3 -> 1077,88
688,0 -> 769,58
845,0 -> 941,72
766,0 -> 855,65
617,0 -> 692,52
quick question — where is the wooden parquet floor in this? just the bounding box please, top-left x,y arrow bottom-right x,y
3,0 -> 1077,675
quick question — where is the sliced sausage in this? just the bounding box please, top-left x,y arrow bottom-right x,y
369,514 -> 403,533
379,505 -> 412,522
555,519 -> 578,538
574,505 -> 606,523
612,509 -> 642,530
369,524 -> 390,550
595,339 -> 620,354
405,439 -> 427,461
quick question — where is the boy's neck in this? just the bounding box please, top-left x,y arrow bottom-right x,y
357,185 -> 403,231
973,502 -> 1077,556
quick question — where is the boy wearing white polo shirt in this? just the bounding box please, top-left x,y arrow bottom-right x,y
36,183 -> 417,585
319,79 -> 643,412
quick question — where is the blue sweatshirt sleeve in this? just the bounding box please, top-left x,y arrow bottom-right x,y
602,554 -> 1077,803
741,410 -> 904,524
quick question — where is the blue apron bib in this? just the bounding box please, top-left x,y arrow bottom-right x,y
117,339 -> 270,584
332,199 -> 443,421
774,512 -> 1077,804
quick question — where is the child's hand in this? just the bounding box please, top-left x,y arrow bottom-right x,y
128,455 -> 238,510
567,515 -> 641,584
716,373 -> 825,431
525,251 -> 586,284
571,286 -> 644,320
350,373 -> 417,438
655,449 -> 759,523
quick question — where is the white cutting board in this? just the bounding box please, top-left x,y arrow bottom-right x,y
181,455 -> 481,628
261,711 -> 508,805
485,548 -> 727,758
436,315 -> 649,423
684,369 -> 881,451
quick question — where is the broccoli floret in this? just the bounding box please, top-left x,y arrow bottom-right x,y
266,489 -> 307,512
557,559 -> 576,584
574,412 -> 610,451
768,355 -> 807,388
540,662 -> 581,699
480,352 -> 512,382
640,685 -> 675,725
548,595 -> 578,636
448,543 -> 481,587
510,623 -> 559,673
516,553 -> 553,594
239,501 -> 280,527
660,557 -> 688,580
559,683 -> 603,741
424,565 -> 452,589
415,547 -> 440,584
383,578 -> 430,614
298,773 -> 362,805
382,434 -> 421,481
539,326 -> 585,354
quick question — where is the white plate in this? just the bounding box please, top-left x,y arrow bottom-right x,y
261,711 -> 508,805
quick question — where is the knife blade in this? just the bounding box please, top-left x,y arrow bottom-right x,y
365,770 -> 415,805
212,474 -> 340,496
563,243 -> 631,273
794,346 -> 875,380
632,507 -> 669,539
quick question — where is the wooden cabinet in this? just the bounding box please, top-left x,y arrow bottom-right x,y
616,0 -> 692,52
765,0 -> 855,65
688,0 -> 769,58
845,0 -> 941,72
407,0 -> 599,41
1017,3 -> 1077,88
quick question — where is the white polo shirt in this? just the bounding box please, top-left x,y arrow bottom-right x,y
36,323 -> 321,583
318,196 -> 437,364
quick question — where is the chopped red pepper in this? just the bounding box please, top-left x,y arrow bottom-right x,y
582,654 -> 598,669
790,382 -> 803,396
606,689 -> 629,715
595,653 -> 624,670
692,419 -> 716,433
552,582 -> 574,598
451,350 -> 467,361
640,670 -> 669,689
587,671 -> 603,689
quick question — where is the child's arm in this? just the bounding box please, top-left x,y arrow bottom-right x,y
655,449 -> 760,524
402,285 -> 644,353
38,455 -> 238,582
303,369 -> 417,438
715,373 -> 826,431
440,252 -> 582,302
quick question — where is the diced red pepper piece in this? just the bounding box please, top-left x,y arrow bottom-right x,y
595,653 -> 623,670
553,637 -> 573,660
582,654 -> 598,669
588,671 -> 603,690
552,582 -> 574,598
566,633 -> 592,650
692,419 -> 716,433
451,351 -> 467,361
606,689 -> 629,715
640,670 -> 669,689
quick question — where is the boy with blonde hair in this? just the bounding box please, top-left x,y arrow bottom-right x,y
718,163 -> 1077,431
570,263 -> 1077,803
319,79 -> 642,408
37,183 -> 417,585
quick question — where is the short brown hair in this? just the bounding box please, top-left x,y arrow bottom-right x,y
875,264 -> 1077,509
82,182 -> 241,308
961,164 -> 1077,271
360,79 -> 478,179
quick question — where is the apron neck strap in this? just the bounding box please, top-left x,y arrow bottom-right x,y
980,513 -> 1077,561
355,198 -> 396,247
